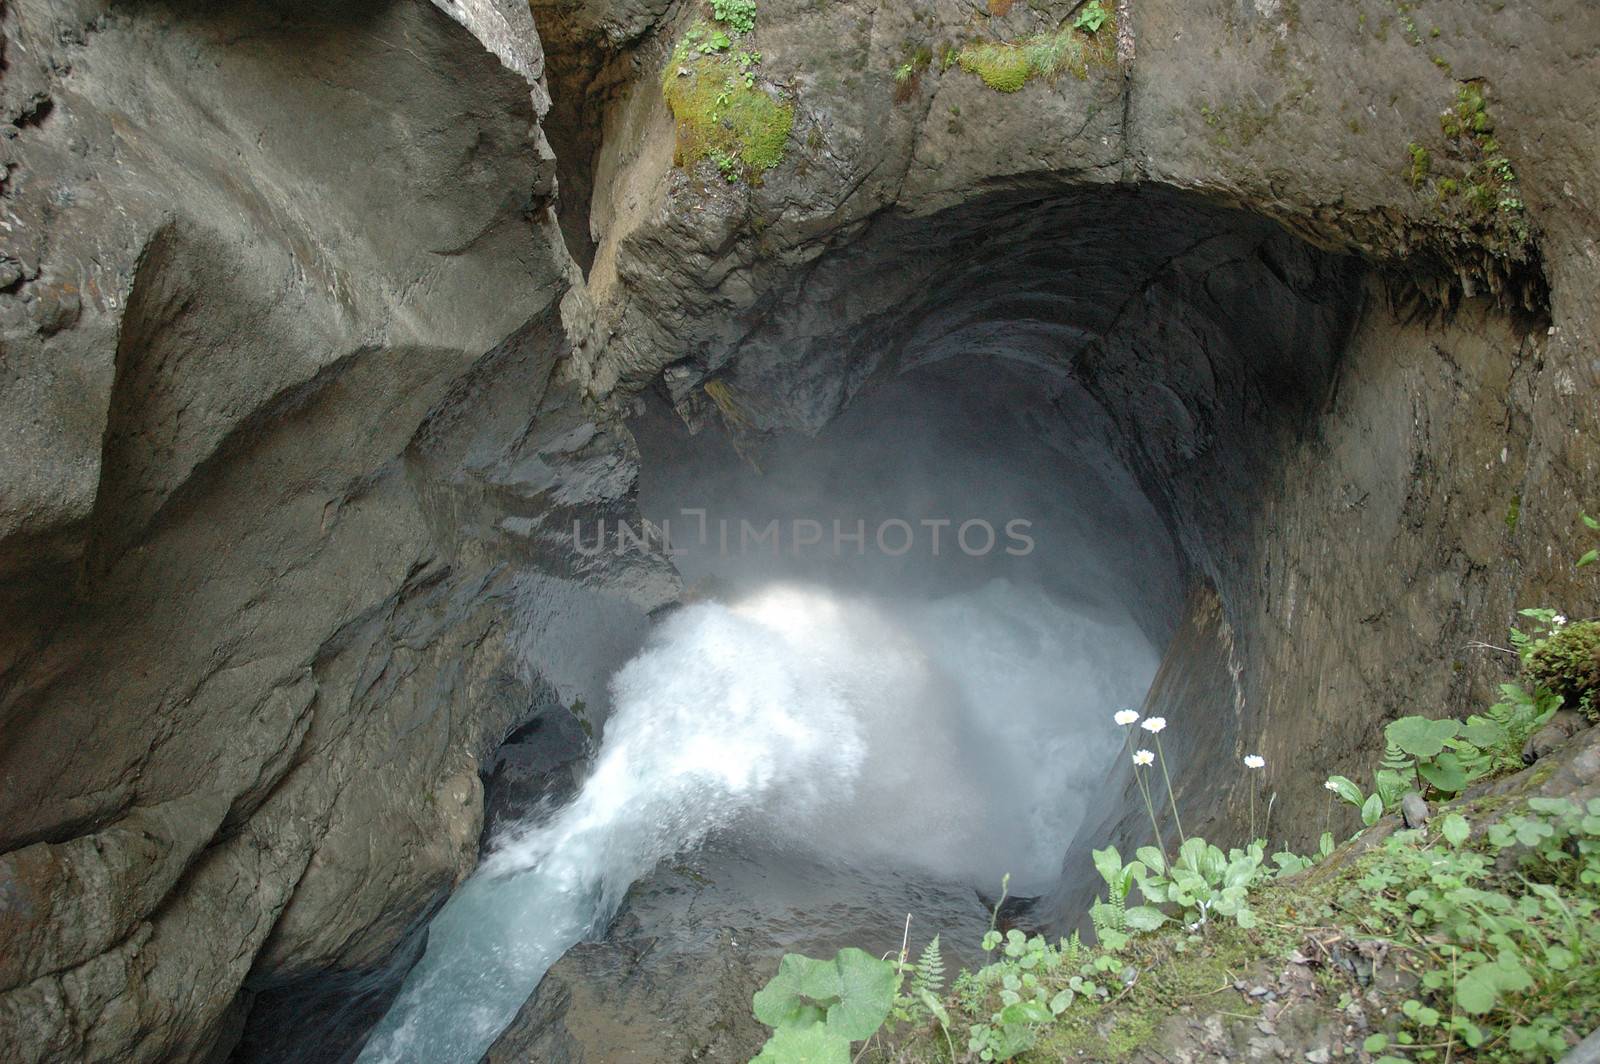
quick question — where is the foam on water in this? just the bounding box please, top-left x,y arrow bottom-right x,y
357,579 -> 1151,1063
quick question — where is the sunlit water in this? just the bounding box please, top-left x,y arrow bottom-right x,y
356,579 -> 1153,1062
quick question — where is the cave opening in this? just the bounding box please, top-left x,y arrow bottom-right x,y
346,185 -> 1372,1064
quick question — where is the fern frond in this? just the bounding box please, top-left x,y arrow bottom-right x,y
911,935 -> 944,998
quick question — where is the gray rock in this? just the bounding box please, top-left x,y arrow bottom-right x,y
1523,709 -> 1590,764
1402,793 -> 1431,830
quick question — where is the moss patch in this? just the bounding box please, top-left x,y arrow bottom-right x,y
660,29 -> 794,180
954,15 -> 1116,94
1524,620 -> 1600,722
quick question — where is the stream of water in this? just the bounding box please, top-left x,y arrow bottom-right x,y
355,579 -> 1153,1062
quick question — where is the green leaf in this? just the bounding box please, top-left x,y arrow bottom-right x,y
1386,716 -> 1459,759
1455,973 -> 1497,1014
1123,906 -> 1167,931
1418,752 -> 1469,793
1319,831 -> 1335,858
1364,1034 -> 1389,1052
751,1024 -> 852,1064
1578,549 -> 1598,567
1135,846 -> 1166,874
1326,775 -> 1364,806
753,949 -> 897,1041
1361,792 -> 1384,827
1584,510 -> 1600,531
1441,813 -> 1470,847
1092,846 -> 1124,889
998,1000 -> 1053,1026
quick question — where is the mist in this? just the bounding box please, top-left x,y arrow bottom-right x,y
358,357 -> 1180,1062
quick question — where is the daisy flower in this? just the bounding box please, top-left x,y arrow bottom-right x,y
1114,709 -> 1139,726
1133,749 -> 1155,766
1140,716 -> 1167,733
1243,754 -> 1265,769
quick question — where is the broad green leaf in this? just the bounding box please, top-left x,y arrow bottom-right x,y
1176,837 -> 1208,873
1135,846 -> 1166,874
752,949 -> 896,1042
1048,989 -> 1074,1015
1092,846 -> 1124,888
1577,548 -> 1597,567
1361,792 -> 1384,827
1320,831 -> 1335,858
1326,775 -> 1364,806
1234,906 -> 1258,928
1364,1034 -> 1389,1052
998,1000 -> 1052,1026
1223,854 -> 1260,891
751,1024 -> 852,1064
1441,813 -> 1470,847
1386,716 -> 1459,759
1418,752 -> 1469,793
1454,972 -> 1498,1014
1461,719 -> 1505,748
1123,906 -> 1166,931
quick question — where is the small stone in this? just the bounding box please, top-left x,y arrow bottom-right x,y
1248,985 -> 1271,998
1306,1048 -> 1331,1063
1401,792 -> 1430,829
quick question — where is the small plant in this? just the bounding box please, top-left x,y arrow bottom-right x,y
1407,141 -> 1432,187
1128,838 -> 1271,930
711,0 -> 758,35
1579,509 -> 1600,569
1072,1 -> 1109,32
1524,620 -> 1600,722
954,11 -> 1116,93
750,947 -> 897,1062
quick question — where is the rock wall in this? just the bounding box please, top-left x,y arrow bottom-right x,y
0,1 -> 670,1060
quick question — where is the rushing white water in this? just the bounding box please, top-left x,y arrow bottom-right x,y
357,579 -> 1152,1063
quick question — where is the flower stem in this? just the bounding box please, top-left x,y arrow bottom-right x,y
1135,768 -> 1163,863
1248,777 -> 1256,843
1154,735 -> 1186,845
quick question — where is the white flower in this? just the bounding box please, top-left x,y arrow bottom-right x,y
1133,749 -> 1155,766
1114,709 -> 1139,726
1140,716 -> 1167,734
1554,614 -> 1568,626
1324,779 -> 1340,792
1244,754 -> 1265,769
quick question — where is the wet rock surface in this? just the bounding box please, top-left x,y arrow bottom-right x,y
483,842 -> 992,1064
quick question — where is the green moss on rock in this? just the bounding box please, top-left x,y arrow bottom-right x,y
660,34 -> 794,180
954,15 -> 1116,94
1525,620 -> 1600,722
